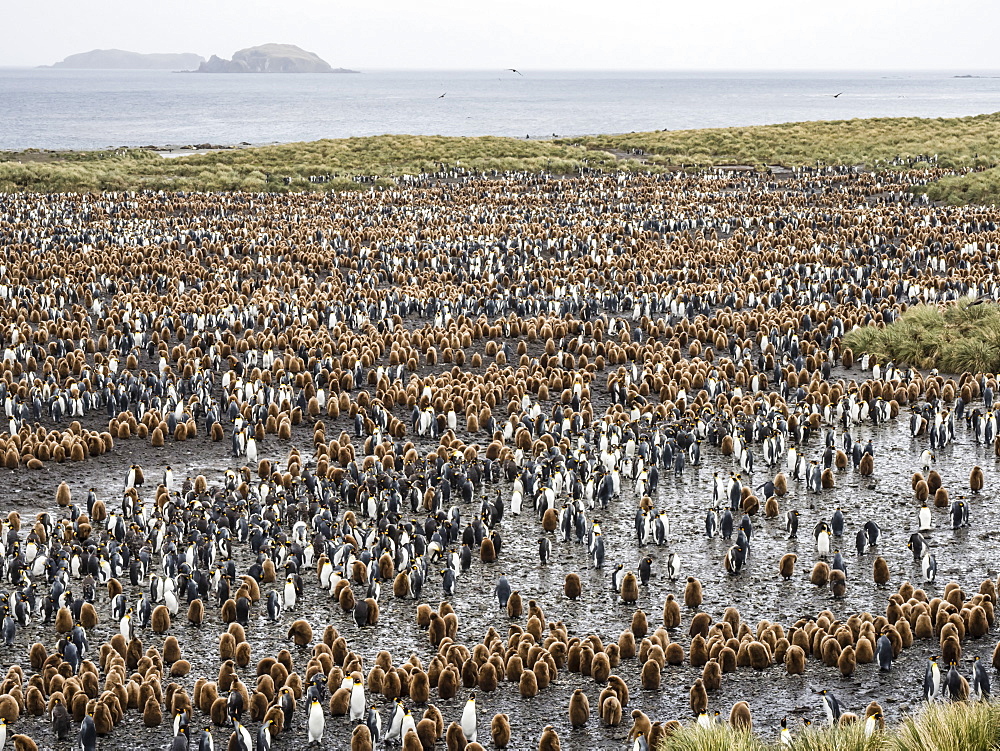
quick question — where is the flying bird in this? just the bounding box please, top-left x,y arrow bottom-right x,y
507,69 -> 523,76
832,92 -> 843,98
439,92 -> 447,98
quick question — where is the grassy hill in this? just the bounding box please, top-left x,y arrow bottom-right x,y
2,112 -> 1000,196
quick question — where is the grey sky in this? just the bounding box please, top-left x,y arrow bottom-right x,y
3,0 -> 998,70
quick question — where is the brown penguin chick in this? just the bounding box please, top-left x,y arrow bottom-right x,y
618,630 -> 636,659
163,636 -> 181,664
662,595 -> 681,629
71,693 -> 88,723
532,660 -> 551,690
330,687 -> 351,715
702,660 -> 722,691
438,665 -> 459,700
235,642 -> 252,668
934,487 -> 949,508
220,599 -> 237,623
80,602 -> 98,629
774,473 -> 788,495
784,645 -> 806,675
423,705 -> 444,739
628,709 -> 651,741
11,736 -> 38,751
480,537 -> 496,563
600,694 -> 622,726
444,722 -> 466,751
393,572 -> 410,598
410,669 -> 430,703
506,591 -> 522,619
856,637 -> 874,664
591,651 -> 611,684
150,605 -> 171,633
620,573 -> 639,605
941,635 -> 962,666
29,642 -> 48,671
687,635 -> 708,668
417,718 -> 438,749
55,607 -> 73,633
538,725 -> 561,751
873,556 -> 890,586
684,577 -> 703,608
838,645 -> 857,677
690,678 -> 708,714
858,453 -> 874,476
428,613 -> 447,647
491,713 -> 511,747
504,654 -> 523,683
968,606 -> 989,639
640,659 -> 660,690
811,561 -> 830,587
747,641 -> 770,669
416,604 -> 432,629
477,661 -> 499,693
564,573 -> 582,600
351,723 -> 373,751
830,569 -> 847,599
338,586 -> 356,613
729,701 -> 752,731
779,554 -> 797,580
970,465 -> 984,493
142,695 -> 162,727
665,642 -> 685,666
171,656 -> 192,675
187,599 -> 204,626
518,668 -> 538,698
402,727 -> 423,751
287,619 -> 312,647
25,686 -> 45,716
689,612 -> 712,638
631,610 -> 648,638
93,702 -> 114,734
764,496 -> 779,518
219,633 -> 236,661
606,674 -> 629,706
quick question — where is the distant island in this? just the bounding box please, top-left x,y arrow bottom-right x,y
43,49 -> 204,70
197,44 -> 357,74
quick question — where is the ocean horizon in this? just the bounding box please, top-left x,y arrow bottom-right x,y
3,68 -> 1000,151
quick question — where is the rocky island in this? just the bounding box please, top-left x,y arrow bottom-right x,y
43,49 -> 204,70
196,43 -> 357,73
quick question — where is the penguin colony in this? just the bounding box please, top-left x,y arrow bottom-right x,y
0,165 -> 998,750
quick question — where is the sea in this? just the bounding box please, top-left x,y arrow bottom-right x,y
2,68 -> 999,151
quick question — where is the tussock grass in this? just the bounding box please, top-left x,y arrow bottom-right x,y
790,721 -> 882,751
661,724 -> 766,751
0,135 -> 621,193
843,300 -> 1000,373
563,112 -> 1000,168
889,700 -> 1000,751
922,166 -> 1000,206
2,112 -> 999,194
658,701 -> 1000,751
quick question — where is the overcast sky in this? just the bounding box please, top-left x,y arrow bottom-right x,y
3,0 -> 998,70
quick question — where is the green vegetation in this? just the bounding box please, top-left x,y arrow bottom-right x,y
921,166 -> 1000,206
844,300 -> 1000,373
564,112 -> 1000,168
0,136 -> 625,193
3,111 -> 1000,194
889,701 -> 1000,751
658,701 -> 1000,751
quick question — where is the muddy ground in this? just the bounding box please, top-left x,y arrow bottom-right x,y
4,332 -> 999,751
